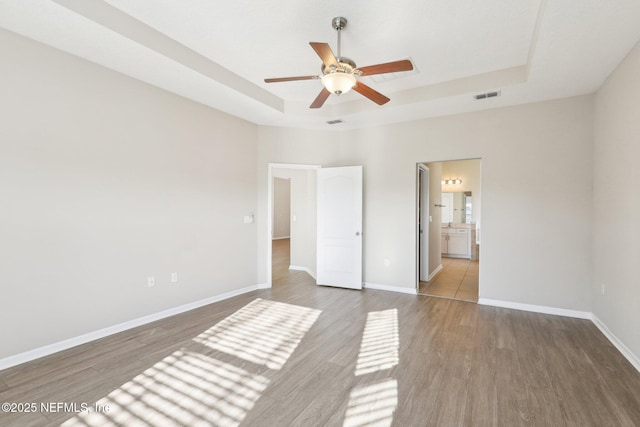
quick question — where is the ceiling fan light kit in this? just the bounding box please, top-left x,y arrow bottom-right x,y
321,72 -> 356,95
264,16 -> 414,109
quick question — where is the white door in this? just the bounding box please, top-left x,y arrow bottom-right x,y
316,166 -> 363,289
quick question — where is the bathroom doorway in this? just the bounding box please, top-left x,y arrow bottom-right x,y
416,159 -> 481,302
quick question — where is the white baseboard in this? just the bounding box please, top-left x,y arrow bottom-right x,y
272,236 -> 290,240
477,298 -> 591,319
591,314 -> 640,373
0,284 -> 266,371
364,282 -> 418,295
426,264 -> 443,281
289,265 -> 317,280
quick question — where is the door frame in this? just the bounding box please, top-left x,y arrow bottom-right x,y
417,164 -> 430,284
267,163 -> 321,288
415,157 -> 482,297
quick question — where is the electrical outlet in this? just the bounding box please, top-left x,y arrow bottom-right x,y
171,272 -> 178,283
384,259 -> 390,267
148,276 -> 155,288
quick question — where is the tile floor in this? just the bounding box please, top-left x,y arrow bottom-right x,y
419,257 -> 479,302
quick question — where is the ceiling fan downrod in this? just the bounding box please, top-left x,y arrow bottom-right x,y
332,16 -> 347,61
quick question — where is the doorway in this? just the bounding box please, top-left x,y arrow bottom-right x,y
416,159 -> 481,302
267,163 -> 364,291
268,164 -> 320,287
272,176 -> 291,284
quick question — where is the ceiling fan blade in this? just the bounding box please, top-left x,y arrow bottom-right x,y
310,88 -> 331,109
353,81 -> 390,105
357,59 -> 414,76
309,42 -> 338,68
264,75 -> 318,83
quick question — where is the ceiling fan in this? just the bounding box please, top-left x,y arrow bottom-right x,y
264,17 -> 414,109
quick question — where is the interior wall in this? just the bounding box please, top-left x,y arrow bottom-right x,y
258,95 -> 593,312
593,40 -> 640,359
272,177 -> 291,239
0,29 -> 259,359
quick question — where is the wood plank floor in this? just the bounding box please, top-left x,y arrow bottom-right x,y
1,240 -> 639,426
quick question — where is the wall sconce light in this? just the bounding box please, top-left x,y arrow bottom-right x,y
441,178 -> 462,185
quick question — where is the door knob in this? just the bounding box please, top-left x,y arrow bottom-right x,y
355,231 -> 361,236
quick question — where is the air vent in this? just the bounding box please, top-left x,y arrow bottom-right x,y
474,90 -> 501,100
326,119 -> 343,125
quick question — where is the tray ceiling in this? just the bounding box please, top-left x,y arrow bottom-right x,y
1,0 -> 639,130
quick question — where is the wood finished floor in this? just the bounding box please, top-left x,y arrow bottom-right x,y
419,257 -> 479,302
1,240 -> 640,426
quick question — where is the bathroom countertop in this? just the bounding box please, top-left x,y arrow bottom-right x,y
441,223 -> 475,229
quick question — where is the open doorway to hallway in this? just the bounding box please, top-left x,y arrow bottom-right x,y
416,159 -> 481,302
268,164 -> 319,287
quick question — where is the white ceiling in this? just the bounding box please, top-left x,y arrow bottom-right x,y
1,0 -> 640,130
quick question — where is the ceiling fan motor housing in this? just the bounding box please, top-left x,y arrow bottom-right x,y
321,57 -> 357,75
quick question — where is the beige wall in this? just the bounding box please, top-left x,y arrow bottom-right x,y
272,177 -> 291,239
593,40 -> 640,359
257,96 -> 594,312
0,29 -> 259,359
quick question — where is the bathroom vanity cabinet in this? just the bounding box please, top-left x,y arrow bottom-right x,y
441,227 -> 471,258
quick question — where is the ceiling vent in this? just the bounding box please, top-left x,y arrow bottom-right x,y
326,119 -> 343,125
474,90 -> 501,100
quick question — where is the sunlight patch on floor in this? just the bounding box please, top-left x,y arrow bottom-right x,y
343,379 -> 398,427
355,309 -> 399,376
344,308 -> 399,426
63,298 -> 322,426
194,298 -> 321,370
62,350 -> 269,427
